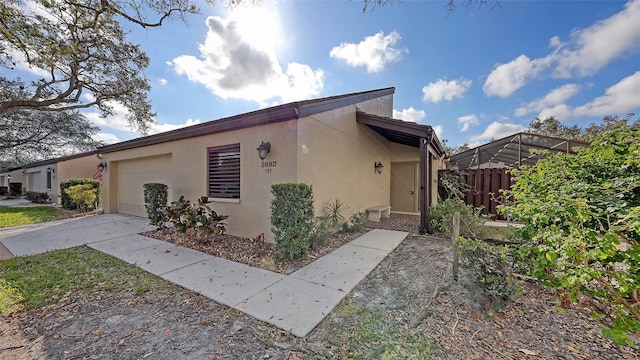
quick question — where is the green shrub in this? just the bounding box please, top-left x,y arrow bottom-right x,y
163,196 -> 228,239
323,198 -> 347,231
499,121 -> 640,345
341,211 -> 369,233
64,184 -> 98,212
271,183 -> 315,260
24,191 -> 50,204
60,179 -> 100,210
8,182 -> 22,196
0,186 -> 7,195
143,183 -> 168,227
309,216 -> 332,249
429,197 -> 488,238
457,237 -> 520,307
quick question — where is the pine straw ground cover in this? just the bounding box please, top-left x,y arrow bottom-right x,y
1,214 -> 638,359
141,228 -> 365,275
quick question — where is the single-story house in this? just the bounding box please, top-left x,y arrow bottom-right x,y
98,87 -> 446,242
0,167 -> 25,193
19,151 -> 101,204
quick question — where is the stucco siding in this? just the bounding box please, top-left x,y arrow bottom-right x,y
56,155 -> 100,204
296,96 -> 393,218
102,120 -> 298,241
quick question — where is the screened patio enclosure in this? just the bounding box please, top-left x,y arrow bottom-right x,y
449,132 -> 590,170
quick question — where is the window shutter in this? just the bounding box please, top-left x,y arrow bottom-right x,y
208,144 -> 241,199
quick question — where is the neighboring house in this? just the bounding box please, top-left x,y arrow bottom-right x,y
0,167 -> 26,193
21,151 -> 101,204
98,87 -> 446,242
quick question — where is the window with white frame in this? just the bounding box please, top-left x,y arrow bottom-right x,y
208,144 -> 240,199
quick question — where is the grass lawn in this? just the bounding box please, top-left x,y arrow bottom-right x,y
0,205 -> 66,228
0,246 -> 171,315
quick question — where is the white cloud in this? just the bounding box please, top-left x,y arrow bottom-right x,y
4,48 -> 50,77
515,84 -> 580,117
92,133 -> 120,144
484,0 -> 640,97
148,119 -> 202,135
573,70 -> 640,117
171,13 -> 323,104
483,55 -> 552,97
468,121 -> 526,147
329,31 -> 407,73
555,0 -> 640,77
422,78 -> 472,103
456,114 -> 479,132
83,101 -> 133,133
432,125 -> 443,139
393,107 -> 425,122
537,104 -> 574,121
158,78 -> 168,86
531,71 -> 640,120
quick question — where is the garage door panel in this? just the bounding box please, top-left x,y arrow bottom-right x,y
116,155 -> 172,217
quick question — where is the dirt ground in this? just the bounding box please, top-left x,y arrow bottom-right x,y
1,214 -> 638,359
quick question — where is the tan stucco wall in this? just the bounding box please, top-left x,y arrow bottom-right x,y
56,155 -> 101,204
0,170 -> 25,190
389,142 -> 420,162
24,165 -> 55,200
296,96 -> 393,218
102,120 -> 298,241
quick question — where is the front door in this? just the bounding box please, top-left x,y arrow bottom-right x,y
391,162 -> 418,213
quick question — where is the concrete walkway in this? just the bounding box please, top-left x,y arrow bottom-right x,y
0,214 -> 407,337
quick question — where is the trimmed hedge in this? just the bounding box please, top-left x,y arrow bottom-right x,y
0,186 -> 7,195
8,182 -> 22,196
143,183 -> 168,226
270,183 -> 315,260
60,179 -> 101,210
24,191 -> 50,204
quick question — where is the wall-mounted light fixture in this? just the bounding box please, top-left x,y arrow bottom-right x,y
22,169 -> 27,176
46,167 -> 55,174
7,174 -> 11,182
375,161 -> 384,174
97,162 -> 107,171
257,141 -> 271,160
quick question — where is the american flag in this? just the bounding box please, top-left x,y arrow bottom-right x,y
92,167 -> 102,181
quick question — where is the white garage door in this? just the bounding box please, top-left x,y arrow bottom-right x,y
116,155 -> 173,216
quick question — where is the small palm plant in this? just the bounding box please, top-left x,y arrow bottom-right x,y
323,199 -> 347,231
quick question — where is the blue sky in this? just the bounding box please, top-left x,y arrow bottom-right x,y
12,0 -> 640,148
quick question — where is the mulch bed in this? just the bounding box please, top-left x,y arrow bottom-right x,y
2,213 -> 638,359
141,227 -> 365,275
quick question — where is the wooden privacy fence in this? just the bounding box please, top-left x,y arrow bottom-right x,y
439,168 -> 513,220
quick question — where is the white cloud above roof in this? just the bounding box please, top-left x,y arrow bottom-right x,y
483,55 -> 552,98
483,0 -> 640,97
329,31 -> 407,73
393,107 -> 425,122
468,121 -> 526,147
573,71 -> 640,117
171,14 -> 324,104
554,0 -> 640,78
457,114 -> 479,132
515,84 -> 580,117
534,71 -> 640,120
432,125 -> 443,139
422,78 -> 472,103
92,132 -> 120,144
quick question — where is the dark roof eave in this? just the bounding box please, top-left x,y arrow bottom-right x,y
99,107 -> 300,154
22,150 -> 98,169
99,87 -> 397,154
356,111 -> 445,155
